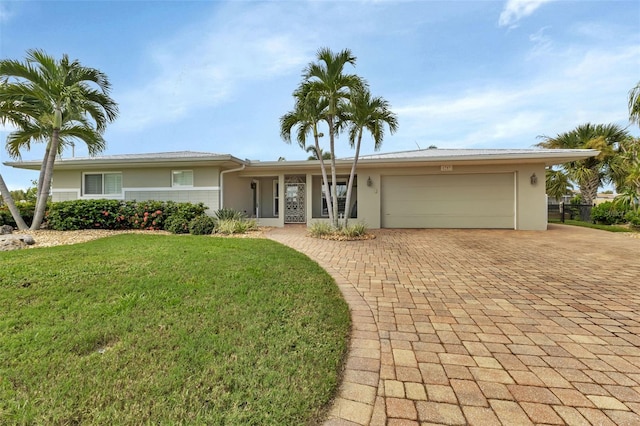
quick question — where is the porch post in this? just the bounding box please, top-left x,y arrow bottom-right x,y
306,173 -> 313,226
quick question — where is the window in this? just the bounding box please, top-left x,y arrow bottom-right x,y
322,182 -> 348,216
273,180 -> 279,216
84,172 -> 122,195
172,170 -> 193,187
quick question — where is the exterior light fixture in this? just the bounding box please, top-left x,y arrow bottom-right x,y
367,177 -> 373,187
530,173 -> 538,185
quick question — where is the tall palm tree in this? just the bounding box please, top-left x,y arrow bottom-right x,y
629,81 -> 640,127
0,49 -> 118,229
280,84 -> 335,224
537,123 -> 629,205
303,47 -> 364,227
341,87 -> 398,227
0,174 -> 29,230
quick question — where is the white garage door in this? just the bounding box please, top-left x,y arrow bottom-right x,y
381,173 -> 515,229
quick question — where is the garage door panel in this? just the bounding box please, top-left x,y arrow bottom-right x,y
381,173 -> 514,229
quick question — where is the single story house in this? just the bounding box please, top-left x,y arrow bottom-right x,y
5,148 -> 597,230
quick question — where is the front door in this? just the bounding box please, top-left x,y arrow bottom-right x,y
284,182 -> 305,223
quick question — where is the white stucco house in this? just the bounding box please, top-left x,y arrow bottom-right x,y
5,148 -> 597,230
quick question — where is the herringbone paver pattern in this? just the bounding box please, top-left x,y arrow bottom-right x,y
268,224 -> 640,425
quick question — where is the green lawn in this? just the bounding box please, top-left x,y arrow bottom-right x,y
0,234 -> 350,425
549,218 -> 636,232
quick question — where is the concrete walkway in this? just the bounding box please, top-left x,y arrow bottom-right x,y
268,225 -> 640,425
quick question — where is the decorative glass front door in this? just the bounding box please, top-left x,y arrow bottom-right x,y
284,179 -> 305,223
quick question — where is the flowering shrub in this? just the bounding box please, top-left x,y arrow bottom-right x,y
46,200 -> 207,231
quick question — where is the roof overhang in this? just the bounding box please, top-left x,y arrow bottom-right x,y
4,152 -> 247,171
4,148 -> 598,172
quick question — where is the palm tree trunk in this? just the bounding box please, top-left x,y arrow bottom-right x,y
315,137 -> 334,225
580,172 -> 600,206
30,130 -> 59,230
328,117 -> 339,228
0,173 -> 29,230
343,131 -> 363,228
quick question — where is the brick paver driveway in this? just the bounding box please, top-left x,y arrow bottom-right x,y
268,224 -> 640,425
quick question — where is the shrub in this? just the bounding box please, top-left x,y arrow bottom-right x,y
0,201 -> 37,228
340,222 -> 368,238
164,215 -> 190,234
46,200 -> 208,231
188,215 -> 217,235
214,208 -> 245,221
626,211 -> 640,229
308,222 -> 334,237
590,201 -> 628,225
215,218 -> 257,235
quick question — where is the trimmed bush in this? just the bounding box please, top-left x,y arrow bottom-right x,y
188,215 -> 217,235
46,200 -> 207,231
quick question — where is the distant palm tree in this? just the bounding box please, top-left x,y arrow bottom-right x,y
629,81 -> 640,127
303,48 -> 364,227
545,168 -> 573,202
305,145 -> 331,161
537,123 -> 629,205
0,49 -> 118,229
341,87 -> 398,226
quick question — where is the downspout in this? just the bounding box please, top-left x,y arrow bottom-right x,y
219,164 -> 246,209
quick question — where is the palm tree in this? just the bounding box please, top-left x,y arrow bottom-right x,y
629,81 -> 640,127
280,84 -> 335,224
0,49 -> 118,229
612,137 -> 640,212
537,123 -> 629,205
303,48 -> 364,227
545,168 -> 573,202
341,87 -> 398,227
305,145 -> 331,161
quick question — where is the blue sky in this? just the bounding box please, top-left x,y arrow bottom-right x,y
1,0 -> 639,190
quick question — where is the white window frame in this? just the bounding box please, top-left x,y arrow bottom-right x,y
321,181 -> 348,217
172,170 -> 194,187
82,172 -> 122,197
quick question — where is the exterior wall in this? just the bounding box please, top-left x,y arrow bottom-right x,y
50,167 -> 221,213
221,174 -> 254,216
514,164 -> 547,230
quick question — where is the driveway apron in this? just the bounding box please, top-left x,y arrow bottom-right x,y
268,225 -> 640,426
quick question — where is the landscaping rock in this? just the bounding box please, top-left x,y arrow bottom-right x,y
0,237 -> 27,251
0,234 -> 35,251
0,225 -> 14,235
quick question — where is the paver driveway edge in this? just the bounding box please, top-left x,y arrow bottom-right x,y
267,228 -> 380,425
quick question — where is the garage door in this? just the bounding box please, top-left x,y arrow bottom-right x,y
381,173 -> 515,229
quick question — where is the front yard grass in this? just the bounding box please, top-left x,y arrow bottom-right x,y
549,218 -> 636,232
0,234 -> 350,425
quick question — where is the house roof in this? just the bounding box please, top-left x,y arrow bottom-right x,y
4,151 -> 247,170
4,148 -> 597,171
347,148 -> 599,166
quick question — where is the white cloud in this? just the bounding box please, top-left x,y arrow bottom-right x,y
527,26 -> 553,57
499,0 -> 555,28
113,3 -> 313,132
390,43 -> 640,151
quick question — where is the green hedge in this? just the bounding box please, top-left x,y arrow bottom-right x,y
0,202 -> 37,228
46,200 -> 207,231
